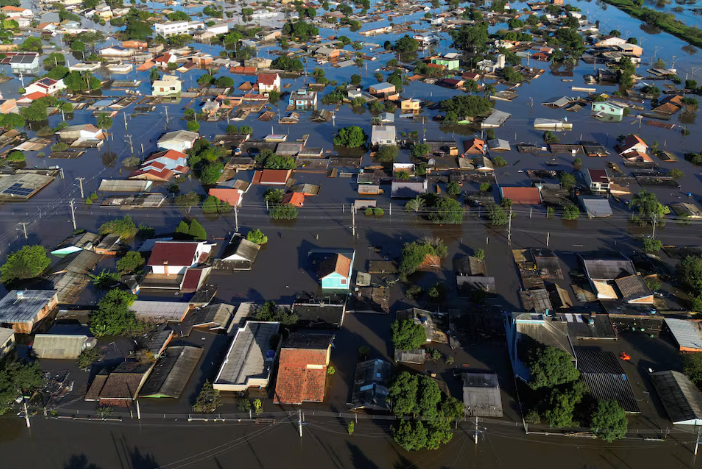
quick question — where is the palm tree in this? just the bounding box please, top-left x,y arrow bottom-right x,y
405,195 -> 425,213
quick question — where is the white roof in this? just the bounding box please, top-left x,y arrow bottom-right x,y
131,301 -> 190,321
666,319 -> 702,351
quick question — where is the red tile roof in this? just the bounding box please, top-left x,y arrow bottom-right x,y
282,192 -> 304,207
146,149 -> 187,163
209,188 -> 241,206
257,73 -> 279,86
500,186 -> 541,205
274,348 -> 328,404
20,91 -> 46,101
148,242 -> 199,267
129,167 -> 175,182
318,253 -> 351,278
181,268 -> 205,293
259,169 -> 291,185
588,169 -> 609,184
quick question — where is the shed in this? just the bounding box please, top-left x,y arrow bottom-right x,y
391,180 -> 428,198
579,196 -> 612,218
0,290 -> 58,334
463,373 -> 503,417
139,346 -> 203,398
130,301 -> 190,322
665,319 -> 702,352
32,334 -> 92,359
650,370 -> 702,425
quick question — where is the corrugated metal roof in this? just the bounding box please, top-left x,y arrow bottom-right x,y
131,301 -> 190,321
666,319 -> 702,351
651,370 -> 702,425
32,334 -> 88,359
214,321 -> 280,389
0,290 -> 57,324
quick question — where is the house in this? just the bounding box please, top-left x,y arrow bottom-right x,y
292,293 -> 346,328
437,78 -> 465,89
579,196 -> 613,218
153,53 -> 177,68
288,89 -> 317,110
85,362 -> 151,404
348,359 -> 392,411
56,124 -> 105,142
257,73 -> 281,93
614,274 -> 654,304
369,82 -> 396,96
253,169 -> 292,185
122,40 -> 148,49
256,29 -> 281,42
499,186 -> 541,205
157,130 -> 199,152
371,125 -> 396,146
139,346 -> 203,398
650,371 -> 702,425
431,57 -> 460,70
207,22 -> 229,35
463,373 -> 503,417
147,241 -> 213,276
208,187 -> 243,207
665,319 -> 702,352
584,168 -> 611,194
505,312 -> 574,382
213,321 -> 280,392
592,101 -> 626,118
154,20 -> 204,36
217,236 -> 261,270
0,6 -> 32,17
99,46 -> 134,57
0,99 -> 18,115
32,334 -> 92,359
130,149 -> 189,182
400,99 -> 420,112
273,332 -> 334,404
594,36 -> 627,47
283,192 -> 305,207
391,180 -> 428,198
671,202 -> 702,219
0,290 -> 58,334
24,78 -> 66,96
578,252 -> 636,299
0,328 -> 14,360
152,75 -> 182,96
397,308 -> 446,343
318,252 -> 354,290
9,52 -> 40,75
463,138 -> 485,155
616,134 -> 648,156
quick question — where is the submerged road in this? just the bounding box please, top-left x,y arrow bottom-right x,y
0,415 -> 700,469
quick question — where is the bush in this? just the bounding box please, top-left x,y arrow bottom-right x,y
562,204 -> 580,220
474,248 -> 485,261
365,207 -> 373,216
347,422 -> 355,434
6,151 -> 25,162
492,156 -> 507,167
117,251 -> 145,274
99,216 -> 138,238
122,156 -> 141,167
1,245 -> 51,283
374,207 -> 384,217
270,205 -> 298,220
327,365 -> 336,375
77,348 -> 102,369
52,142 -> 69,152
643,238 -> 662,253
479,182 -> 491,192
192,380 -> 221,413
247,229 -> 268,245
187,120 -> 200,132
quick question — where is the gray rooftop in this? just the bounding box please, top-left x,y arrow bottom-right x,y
579,253 -> 636,280
650,370 -> 702,425
575,348 -> 640,413
665,319 -> 702,351
140,346 -> 203,398
214,321 -> 280,388
463,373 -> 503,418
579,196 -> 613,218
349,359 -> 392,411
0,290 -> 57,325
131,301 -> 190,321
32,334 -> 89,359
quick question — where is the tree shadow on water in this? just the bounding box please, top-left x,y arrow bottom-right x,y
63,446 -> 159,469
347,442 -> 380,469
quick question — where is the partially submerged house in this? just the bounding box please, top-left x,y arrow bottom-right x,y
318,252 -> 354,290
0,290 -> 58,334
463,373 -> 503,417
348,359 -> 392,411
213,321 -> 280,392
274,332 -> 334,404
32,334 -> 93,359
140,346 -> 203,398
157,130 -> 199,152
578,252 -> 637,300
215,236 -> 261,271
650,371 -> 702,425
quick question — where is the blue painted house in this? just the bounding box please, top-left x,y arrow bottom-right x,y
318,252 -> 354,290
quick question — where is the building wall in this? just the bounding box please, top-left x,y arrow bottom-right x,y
0,332 -> 15,360
322,272 -> 349,289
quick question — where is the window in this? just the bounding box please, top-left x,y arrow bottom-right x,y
340,279 -> 347,285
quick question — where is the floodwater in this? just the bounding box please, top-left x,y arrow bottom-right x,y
2,0 -> 702,465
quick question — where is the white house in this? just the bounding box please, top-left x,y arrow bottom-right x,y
371,125 -> 396,146
147,241 -> 214,276
99,45 -> 134,57
157,130 -> 199,152
154,20 -> 204,37
24,78 -> 66,96
257,73 -> 280,93
0,6 -> 33,18
56,124 -> 105,141
9,52 -> 40,75
207,22 -> 229,34
152,75 -> 182,96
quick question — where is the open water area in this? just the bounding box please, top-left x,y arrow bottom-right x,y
2,0 -> 702,466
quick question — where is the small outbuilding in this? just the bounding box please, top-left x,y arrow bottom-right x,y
463,373 -> 503,417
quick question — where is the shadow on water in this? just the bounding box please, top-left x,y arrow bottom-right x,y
63,446 -> 158,469
348,442 -> 380,469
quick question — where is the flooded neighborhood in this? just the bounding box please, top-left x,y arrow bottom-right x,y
3,0 -> 702,467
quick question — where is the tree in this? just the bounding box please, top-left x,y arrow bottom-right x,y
545,382 -> 585,427
117,251 -> 145,274
502,65 -> 523,83
91,270 -> 121,289
6,151 -> 24,162
543,131 -> 559,143
96,113 -> 112,131
0,245 -> 50,283
99,216 -> 138,238
643,238 -> 662,253
77,347 -> 102,369
20,100 -> 48,122
411,143 -> 431,158
394,35 -> 419,57
393,420 -> 428,451
270,204 -> 299,220
474,249 -> 485,261
670,168 -> 684,179
446,181 -> 461,196
492,156 -> 507,167
247,229 -> 268,245
254,301 -> 299,325
684,353 -> 702,386
200,162 -> 224,185
392,319 -> 427,351
488,204 -> 508,225
0,113 -> 25,129
215,76 -> 234,88
559,173 -> 576,190
677,256 -> 702,295
187,120 -> 200,132
399,238 -> 447,278
591,400 -> 628,442
334,126 -> 368,148
632,190 -> 669,220
175,191 -> 199,209
0,361 -> 44,414
376,145 -> 398,163
439,95 -> 491,118
149,67 -> 160,82
264,188 -> 285,204
429,197 -> 463,225
405,195 -> 425,213
202,196 -> 232,214
350,73 -> 362,85
192,380 -> 221,413
89,290 -> 141,337
70,40 -> 85,52
271,56 -> 304,72
189,219 -> 207,241
479,183 -> 491,192
527,344 -> 580,390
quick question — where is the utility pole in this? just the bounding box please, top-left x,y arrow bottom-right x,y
126,135 -> 133,154
695,427 -> 701,455
69,199 -> 76,230
76,177 -> 85,199
546,232 -> 550,247
474,416 -> 478,444
23,400 -> 30,428
18,222 -> 28,241
123,111 -> 127,130
298,409 -> 303,438
165,106 -> 169,126
507,206 -> 512,246
234,206 -> 239,232
352,204 -> 356,237
651,214 -> 657,239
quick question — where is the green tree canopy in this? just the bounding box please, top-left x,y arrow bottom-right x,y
117,251 -> 145,274
99,216 -> 138,238
89,290 -> 141,337
632,190 -> 669,220
399,237 -> 447,277
429,197 -> 463,225
591,400 -> 628,442
0,245 -> 50,283
333,126 -> 368,148
527,344 -> 580,390
0,361 -> 44,414
439,95 -> 492,118
391,319 -> 426,351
